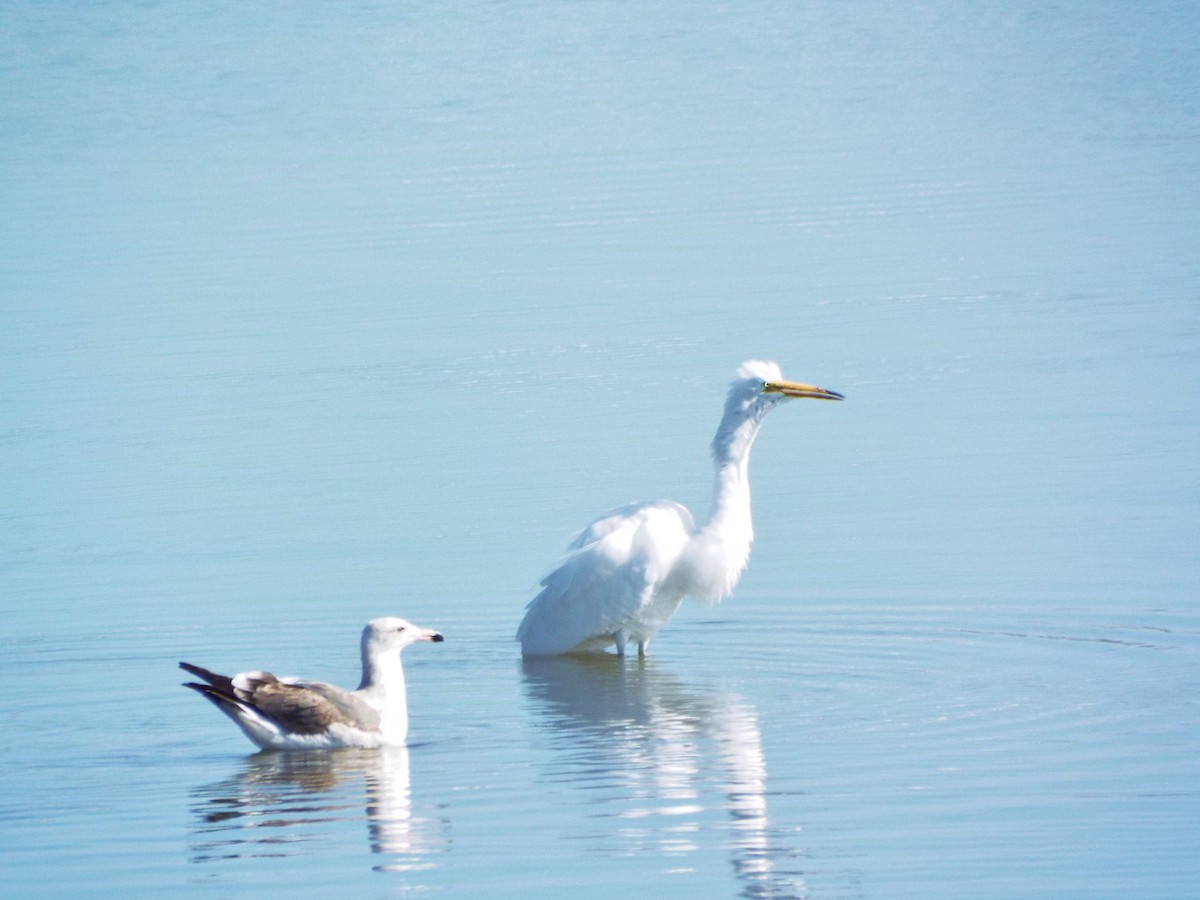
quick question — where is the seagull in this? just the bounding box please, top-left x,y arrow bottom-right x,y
181,617 -> 444,750
517,360 -> 842,657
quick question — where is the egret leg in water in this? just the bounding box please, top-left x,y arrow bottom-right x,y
516,360 -> 843,657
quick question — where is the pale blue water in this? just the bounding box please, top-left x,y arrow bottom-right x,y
2,1 -> 1198,897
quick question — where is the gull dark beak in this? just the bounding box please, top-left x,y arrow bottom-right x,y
429,632 -> 445,643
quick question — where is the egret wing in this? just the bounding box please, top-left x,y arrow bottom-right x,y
567,500 -> 695,551
517,501 -> 694,655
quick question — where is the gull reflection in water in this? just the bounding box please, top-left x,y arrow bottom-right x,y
188,746 -> 446,873
522,655 -> 807,898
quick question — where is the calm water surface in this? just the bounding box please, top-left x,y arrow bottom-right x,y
2,1 -> 1198,897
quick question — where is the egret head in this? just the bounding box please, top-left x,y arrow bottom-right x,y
713,360 -> 843,463
363,617 -> 445,654
730,359 -> 843,413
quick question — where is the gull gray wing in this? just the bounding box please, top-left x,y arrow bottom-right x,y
179,661 -> 234,693
181,662 -> 382,737
287,680 -> 382,732
246,677 -> 380,735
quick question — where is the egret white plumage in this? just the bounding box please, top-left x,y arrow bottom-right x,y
517,360 -> 843,657
181,617 -> 444,750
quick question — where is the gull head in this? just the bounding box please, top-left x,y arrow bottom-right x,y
363,616 -> 445,655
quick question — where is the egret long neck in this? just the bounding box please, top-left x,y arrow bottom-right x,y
704,411 -> 759,538
708,455 -> 752,533
679,405 -> 765,602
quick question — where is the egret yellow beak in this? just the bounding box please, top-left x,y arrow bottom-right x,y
762,380 -> 844,401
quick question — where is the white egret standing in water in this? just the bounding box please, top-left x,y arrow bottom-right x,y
517,360 -> 843,657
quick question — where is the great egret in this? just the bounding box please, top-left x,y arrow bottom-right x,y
181,617 -> 444,749
517,360 -> 843,657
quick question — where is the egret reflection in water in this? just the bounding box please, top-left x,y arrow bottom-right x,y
188,747 -> 446,873
521,656 -> 808,898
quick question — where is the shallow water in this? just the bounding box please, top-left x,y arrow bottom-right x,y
3,1 -> 1198,897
